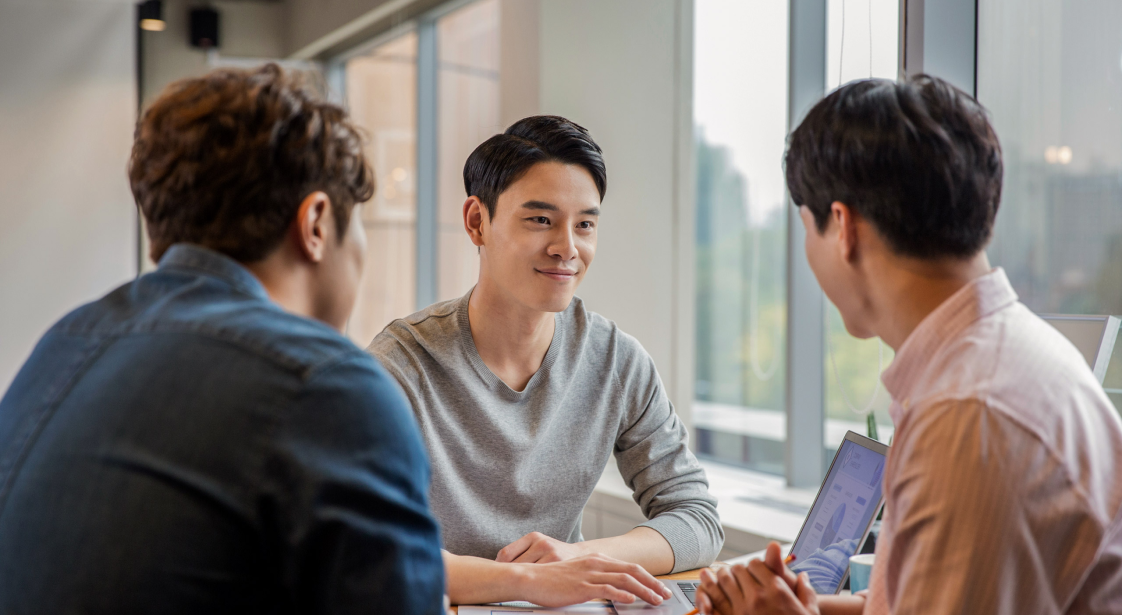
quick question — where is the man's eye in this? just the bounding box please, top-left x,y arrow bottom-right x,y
578,221 -> 595,229
530,217 -> 550,224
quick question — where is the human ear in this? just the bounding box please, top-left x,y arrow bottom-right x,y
463,196 -> 486,248
294,191 -> 331,263
830,200 -> 859,262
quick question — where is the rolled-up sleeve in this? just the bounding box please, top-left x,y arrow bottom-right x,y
614,354 -> 724,573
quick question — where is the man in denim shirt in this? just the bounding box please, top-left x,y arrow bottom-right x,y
0,64 -> 444,613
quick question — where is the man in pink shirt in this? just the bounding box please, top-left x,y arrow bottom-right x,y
698,75 -> 1122,615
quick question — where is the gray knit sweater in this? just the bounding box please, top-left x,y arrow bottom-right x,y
367,290 -> 723,573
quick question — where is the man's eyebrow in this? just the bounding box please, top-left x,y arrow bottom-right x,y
520,201 -> 559,212
519,201 -> 601,216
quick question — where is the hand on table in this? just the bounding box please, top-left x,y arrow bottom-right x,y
497,531 -> 588,564
511,553 -> 674,608
697,541 -> 819,615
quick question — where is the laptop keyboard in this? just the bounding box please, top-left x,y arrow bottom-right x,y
678,582 -> 699,606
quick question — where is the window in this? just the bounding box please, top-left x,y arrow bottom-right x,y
823,0 -> 900,448
344,32 -> 419,347
339,0 -> 502,346
436,0 -> 499,302
978,0 -> 1122,411
694,0 -> 900,477
693,0 -> 790,474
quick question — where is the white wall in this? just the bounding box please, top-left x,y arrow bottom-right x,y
539,0 -> 696,424
0,0 -> 138,391
141,1 -> 289,106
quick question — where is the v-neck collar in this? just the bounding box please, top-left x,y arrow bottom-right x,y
456,287 -> 563,399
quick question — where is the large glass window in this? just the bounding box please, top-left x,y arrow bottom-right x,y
344,32 -> 419,346
340,0 -> 505,347
694,0 -> 901,476
436,0 -> 500,302
693,0 -> 789,474
978,0 -> 1122,410
823,0 -> 900,448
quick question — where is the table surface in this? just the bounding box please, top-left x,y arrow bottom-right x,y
450,567 -> 710,613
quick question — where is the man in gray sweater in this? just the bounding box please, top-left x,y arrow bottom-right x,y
368,116 -> 723,606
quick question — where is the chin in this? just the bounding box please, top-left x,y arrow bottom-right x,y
841,317 -> 876,339
524,287 -> 576,313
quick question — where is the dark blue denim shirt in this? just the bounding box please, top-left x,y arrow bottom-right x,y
0,244 -> 444,614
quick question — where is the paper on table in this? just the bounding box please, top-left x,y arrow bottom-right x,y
458,601 -> 616,614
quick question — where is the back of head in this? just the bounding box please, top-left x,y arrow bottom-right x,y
785,74 -> 1003,259
463,115 -> 607,217
130,63 -> 374,263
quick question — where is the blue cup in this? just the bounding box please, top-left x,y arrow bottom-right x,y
849,553 -> 876,593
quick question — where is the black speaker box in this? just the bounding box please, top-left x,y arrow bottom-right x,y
189,7 -> 219,49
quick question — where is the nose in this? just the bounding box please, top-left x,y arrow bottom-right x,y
547,226 -> 579,262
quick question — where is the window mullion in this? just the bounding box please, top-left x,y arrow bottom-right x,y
785,0 -> 827,488
416,18 -> 439,310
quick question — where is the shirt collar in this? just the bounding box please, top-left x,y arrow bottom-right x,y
158,243 -> 271,302
880,267 -> 1019,418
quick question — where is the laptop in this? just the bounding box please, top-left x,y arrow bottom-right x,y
614,430 -> 888,611
786,430 -> 888,594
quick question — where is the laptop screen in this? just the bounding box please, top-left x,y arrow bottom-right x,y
788,433 -> 887,594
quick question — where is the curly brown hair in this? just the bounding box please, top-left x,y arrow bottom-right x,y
130,63 -> 374,262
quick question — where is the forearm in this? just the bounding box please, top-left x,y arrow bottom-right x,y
578,526 -> 675,576
818,594 -> 866,615
443,551 -> 530,605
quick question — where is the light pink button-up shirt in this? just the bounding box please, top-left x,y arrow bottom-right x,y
864,268 -> 1122,615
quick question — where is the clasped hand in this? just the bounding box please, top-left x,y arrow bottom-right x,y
494,531 -> 672,608
697,542 -> 819,615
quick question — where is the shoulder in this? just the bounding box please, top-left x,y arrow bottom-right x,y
564,297 -> 660,389
50,270 -> 367,380
295,350 -> 417,438
916,303 -> 1116,434
367,296 -> 464,382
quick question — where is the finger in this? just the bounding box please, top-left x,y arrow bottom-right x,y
511,539 -> 554,564
592,584 -> 636,604
593,572 -> 666,605
795,572 -> 818,609
601,561 -> 672,599
699,578 -> 731,615
716,566 -> 748,615
747,558 -> 783,595
698,568 -> 727,611
495,532 -> 536,563
764,541 -> 799,588
695,591 -> 712,615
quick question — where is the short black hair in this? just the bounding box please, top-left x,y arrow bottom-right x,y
463,115 -> 607,217
785,74 -> 1003,259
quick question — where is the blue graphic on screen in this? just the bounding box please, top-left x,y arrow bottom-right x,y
789,439 -> 885,594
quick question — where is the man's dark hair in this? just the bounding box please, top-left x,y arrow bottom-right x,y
785,74 -> 1003,259
464,115 -> 607,217
129,63 -> 374,262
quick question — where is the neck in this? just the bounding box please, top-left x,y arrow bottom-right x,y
242,250 -> 331,330
869,251 -> 992,351
467,273 -> 556,392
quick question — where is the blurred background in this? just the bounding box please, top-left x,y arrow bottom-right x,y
2,1 -> 1121,537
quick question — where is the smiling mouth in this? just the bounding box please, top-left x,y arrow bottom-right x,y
535,268 -> 577,281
